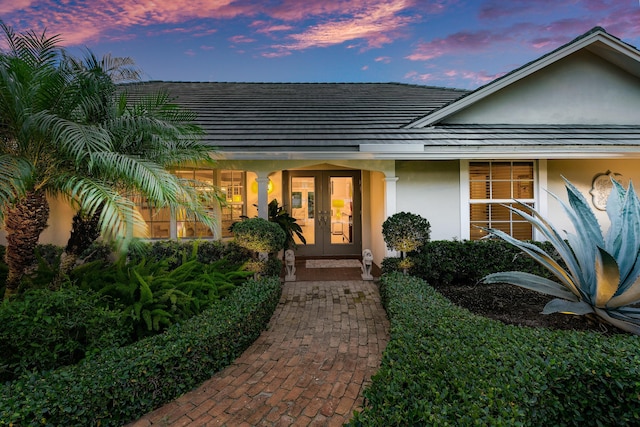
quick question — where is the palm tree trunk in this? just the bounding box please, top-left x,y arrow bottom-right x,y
3,190 -> 49,299
56,207 -> 102,283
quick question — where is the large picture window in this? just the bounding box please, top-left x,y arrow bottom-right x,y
469,161 -> 534,240
134,168 -> 224,239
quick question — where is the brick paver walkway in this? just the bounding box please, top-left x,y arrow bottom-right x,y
128,279 -> 390,426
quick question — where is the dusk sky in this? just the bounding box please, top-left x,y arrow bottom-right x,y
2,1 -> 640,89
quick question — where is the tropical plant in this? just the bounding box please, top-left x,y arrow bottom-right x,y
56,53 -> 218,280
73,254 -> 251,339
268,198 -> 306,249
0,23 -> 218,298
483,177 -> 640,335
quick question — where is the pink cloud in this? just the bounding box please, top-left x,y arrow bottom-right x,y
274,0 -> 417,51
375,56 -> 392,63
405,68 -> 503,86
229,35 -> 255,43
406,30 -> 507,61
3,0 -> 247,45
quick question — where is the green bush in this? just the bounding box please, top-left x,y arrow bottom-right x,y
348,273 -> 640,426
382,212 -> 431,256
384,239 -> 559,285
0,276 -> 282,426
232,217 -> 286,255
0,287 -> 129,382
129,239 -> 247,269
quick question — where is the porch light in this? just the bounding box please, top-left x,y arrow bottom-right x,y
250,179 -> 274,194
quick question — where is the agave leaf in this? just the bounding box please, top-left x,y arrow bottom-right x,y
507,202 -> 585,293
483,271 -> 579,301
594,247 -> 620,307
615,306 -> 640,320
594,307 -> 640,335
542,299 -> 594,315
561,176 -> 605,248
609,181 -> 640,292
608,276 -> 640,308
485,227 -> 580,297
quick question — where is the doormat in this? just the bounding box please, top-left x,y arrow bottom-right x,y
305,259 -> 362,269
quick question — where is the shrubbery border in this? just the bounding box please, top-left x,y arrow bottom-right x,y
348,272 -> 640,426
0,276 -> 282,426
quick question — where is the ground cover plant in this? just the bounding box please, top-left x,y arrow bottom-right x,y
348,273 -> 640,426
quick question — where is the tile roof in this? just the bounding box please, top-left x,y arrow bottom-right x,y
124,82 -> 640,159
125,81 -> 467,148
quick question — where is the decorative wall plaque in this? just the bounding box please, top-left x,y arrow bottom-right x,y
589,170 -> 626,211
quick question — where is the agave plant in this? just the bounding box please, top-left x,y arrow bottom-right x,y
483,177 -> 640,335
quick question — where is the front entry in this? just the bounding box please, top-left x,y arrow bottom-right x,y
286,170 -> 362,257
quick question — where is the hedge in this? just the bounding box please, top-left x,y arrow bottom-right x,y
348,273 -> 640,426
0,276 -> 282,426
382,239 -> 560,285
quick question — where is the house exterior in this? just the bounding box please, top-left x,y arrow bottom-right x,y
8,27 -> 640,267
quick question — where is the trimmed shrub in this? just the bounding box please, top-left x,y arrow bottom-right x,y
0,276 -> 282,426
383,239 -> 559,285
382,212 -> 431,256
232,217 -> 286,255
0,287 -> 129,382
348,273 -> 640,426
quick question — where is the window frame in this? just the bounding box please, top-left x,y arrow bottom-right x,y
460,160 -> 544,241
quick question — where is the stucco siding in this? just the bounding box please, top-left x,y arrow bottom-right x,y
445,51 -> 640,125
546,159 -> 640,235
396,160 -> 461,241
0,196 -> 75,247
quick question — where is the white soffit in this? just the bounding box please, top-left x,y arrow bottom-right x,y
405,29 -> 640,129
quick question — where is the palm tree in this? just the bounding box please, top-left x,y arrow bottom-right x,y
0,23 -> 110,298
55,53 -> 218,279
0,23 -> 218,298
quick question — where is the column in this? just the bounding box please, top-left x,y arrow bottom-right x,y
384,176 -> 399,257
256,175 -> 270,219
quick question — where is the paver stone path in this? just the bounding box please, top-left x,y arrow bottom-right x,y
128,279 -> 390,426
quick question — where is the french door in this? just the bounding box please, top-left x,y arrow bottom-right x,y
287,170 -> 361,257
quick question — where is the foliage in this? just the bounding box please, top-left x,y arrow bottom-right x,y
0,23 -> 217,298
268,199 -> 306,249
128,239 -> 251,270
484,178 -> 640,335
232,217 -> 286,255
382,212 -> 431,257
0,276 -> 282,426
347,272 -> 640,426
72,255 -> 251,340
386,239 -> 560,284
0,287 -> 129,382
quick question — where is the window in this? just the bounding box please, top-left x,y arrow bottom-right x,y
134,168 -> 220,239
174,169 -> 216,238
219,170 -> 246,238
469,161 -> 534,240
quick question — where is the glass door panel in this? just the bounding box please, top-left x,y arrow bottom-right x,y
288,170 -> 361,257
329,177 -> 353,245
291,176 -> 316,245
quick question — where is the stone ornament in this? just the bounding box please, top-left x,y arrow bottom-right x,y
361,249 -> 374,281
284,249 -> 296,281
590,171 -> 627,211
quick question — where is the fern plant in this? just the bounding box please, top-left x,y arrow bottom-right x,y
483,177 -> 640,335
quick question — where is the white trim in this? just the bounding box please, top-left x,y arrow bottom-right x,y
460,160 -> 470,240
535,160 -> 548,241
